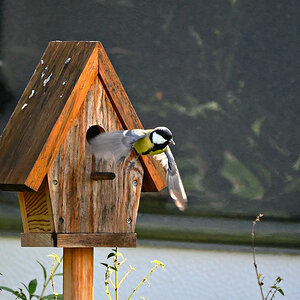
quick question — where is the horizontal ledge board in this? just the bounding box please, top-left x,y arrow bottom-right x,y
21,232 -> 137,248
21,232 -> 56,247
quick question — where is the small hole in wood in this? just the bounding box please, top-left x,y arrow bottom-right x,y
59,217 -> 64,224
86,125 -> 105,142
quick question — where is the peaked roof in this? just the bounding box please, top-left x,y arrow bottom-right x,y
0,41 -> 166,192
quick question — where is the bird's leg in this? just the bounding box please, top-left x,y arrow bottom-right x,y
128,154 -> 140,170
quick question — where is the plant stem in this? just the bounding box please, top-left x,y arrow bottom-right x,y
50,257 -> 58,300
265,287 -> 274,299
118,266 -> 135,289
105,270 -> 112,300
128,264 -> 159,300
39,257 -> 63,299
252,215 -> 265,300
114,247 -> 118,300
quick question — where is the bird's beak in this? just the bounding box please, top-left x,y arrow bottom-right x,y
170,139 -> 175,145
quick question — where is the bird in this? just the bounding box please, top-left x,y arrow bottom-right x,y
87,126 -> 187,211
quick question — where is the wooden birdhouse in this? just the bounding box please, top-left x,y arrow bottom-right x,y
0,41 -> 166,299
0,41 -> 166,245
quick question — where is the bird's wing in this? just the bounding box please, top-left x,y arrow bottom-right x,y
154,147 -> 187,211
87,129 -> 147,161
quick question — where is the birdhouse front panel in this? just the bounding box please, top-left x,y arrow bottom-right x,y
47,76 -> 144,235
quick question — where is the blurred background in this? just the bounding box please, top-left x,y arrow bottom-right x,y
0,1 -> 300,299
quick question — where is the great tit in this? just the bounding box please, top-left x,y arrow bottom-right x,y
87,126 -> 187,211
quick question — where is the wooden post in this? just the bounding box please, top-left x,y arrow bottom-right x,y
63,248 -> 94,300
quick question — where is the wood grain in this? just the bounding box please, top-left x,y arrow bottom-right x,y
47,77 -> 144,236
21,232 -> 55,247
20,232 -> 137,247
98,43 -> 167,192
57,233 -> 136,247
18,177 -> 54,232
0,41 -> 98,192
63,248 -> 93,300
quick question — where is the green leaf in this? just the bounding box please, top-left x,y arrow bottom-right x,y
101,263 -> 109,268
276,276 -> 283,283
0,287 -> 28,300
54,272 -> 63,277
28,279 -> 37,295
0,286 -> 19,294
20,282 -> 30,294
277,288 -> 285,296
37,261 -> 47,282
107,252 -> 115,259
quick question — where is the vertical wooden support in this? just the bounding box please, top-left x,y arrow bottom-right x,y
63,248 -> 94,300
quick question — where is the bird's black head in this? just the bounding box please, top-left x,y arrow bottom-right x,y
150,127 -> 174,146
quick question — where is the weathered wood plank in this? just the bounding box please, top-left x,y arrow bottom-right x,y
63,248 -> 94,300
0,41 -> 98,192
48,77 -> 144,234
20,232 -> 136,247
18,177 -> 54,232
21,232 -> 55,247
97,43 -> 167,192
57,233 -> 136,247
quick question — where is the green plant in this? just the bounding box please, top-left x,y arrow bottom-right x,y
101,248 -> 165,300
252,214 -> 285,299
0,253 -> 63,300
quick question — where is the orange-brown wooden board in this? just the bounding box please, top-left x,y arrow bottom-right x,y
20,232 -> 136,247
57,233 -> 136,247
18,177 -> 54,232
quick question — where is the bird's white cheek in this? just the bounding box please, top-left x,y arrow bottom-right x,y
152,132 -> 167,144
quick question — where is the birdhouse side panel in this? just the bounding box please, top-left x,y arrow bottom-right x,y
47,76 -> 143,234
18,177 -> 54,232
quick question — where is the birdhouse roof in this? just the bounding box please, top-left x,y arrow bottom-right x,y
0,41 -> 166,192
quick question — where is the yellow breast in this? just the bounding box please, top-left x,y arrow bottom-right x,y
133,135 -> 152,154
133,134 -> 166,155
